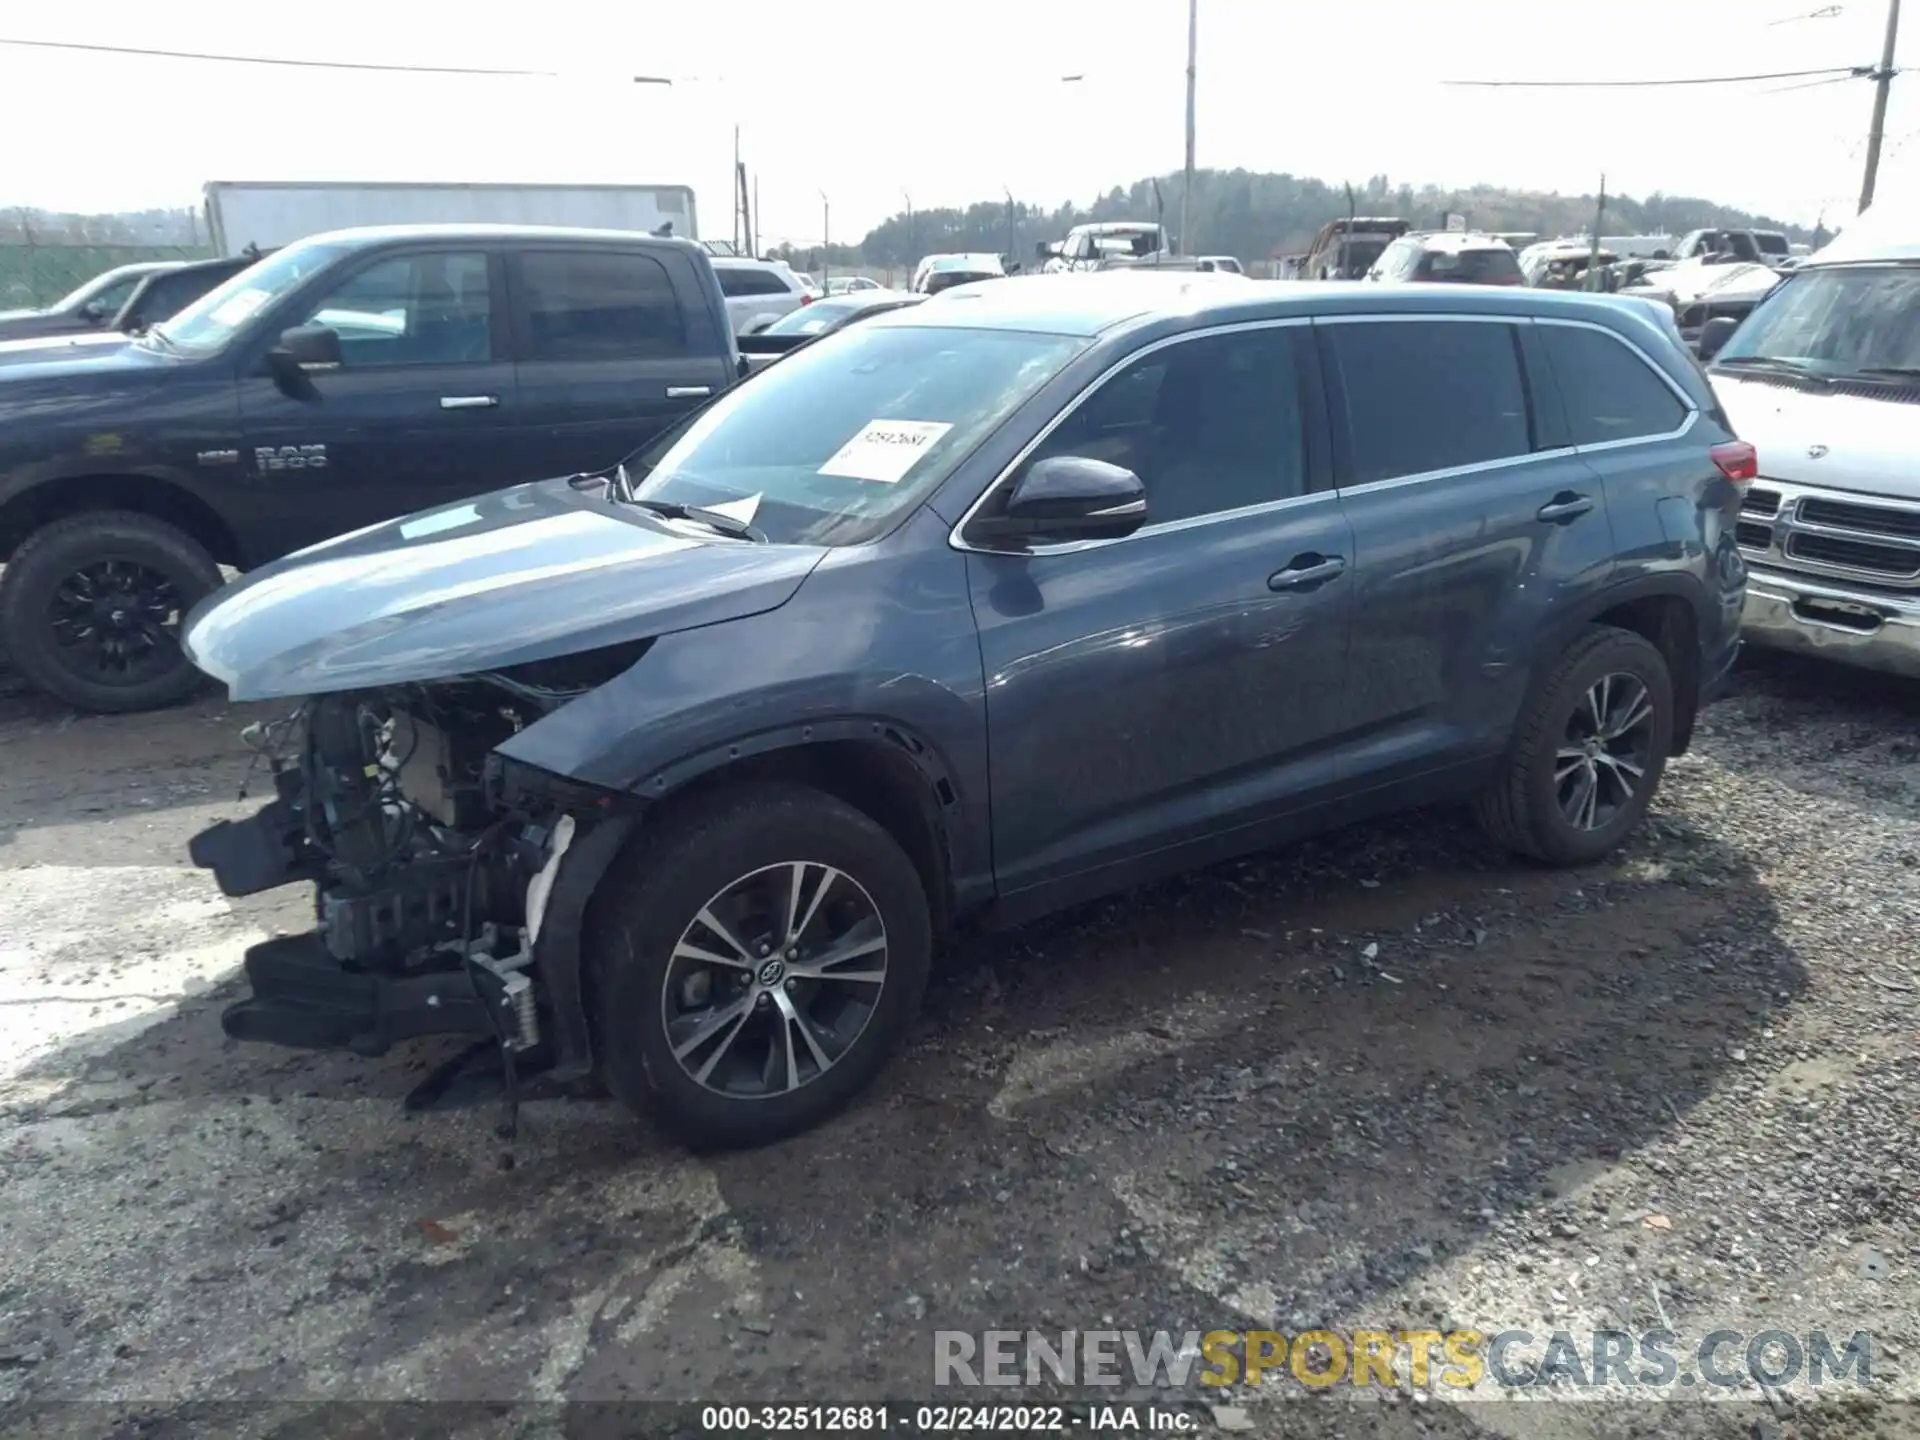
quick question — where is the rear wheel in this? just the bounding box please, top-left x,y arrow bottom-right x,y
0,511 -> 222,713
591,782 -> 933,1150
1475,626 -> 1674,866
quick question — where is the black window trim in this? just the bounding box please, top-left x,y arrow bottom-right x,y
283,245 -> 505,371
948,316 -> 1334,558
1533,317 -> 1700,454
506,243 -> 689,363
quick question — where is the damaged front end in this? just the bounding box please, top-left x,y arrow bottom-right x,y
189,657 -> 639,1098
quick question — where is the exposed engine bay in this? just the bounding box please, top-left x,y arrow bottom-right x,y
187,655 -> 643,1127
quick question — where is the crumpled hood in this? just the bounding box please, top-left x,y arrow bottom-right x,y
1714,372 -> 1920,499
183,477 -> 829,700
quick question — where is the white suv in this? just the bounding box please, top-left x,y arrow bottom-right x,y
711,258 -> 818,335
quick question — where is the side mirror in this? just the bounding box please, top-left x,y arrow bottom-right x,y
966,456 -> 1148,546
275,323 -> 343,370
264,324 -> 342,392
1697,316 -> 1740,361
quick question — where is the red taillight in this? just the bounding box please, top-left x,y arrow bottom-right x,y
800,293 -> 814,306
1711,440 -> 1758,484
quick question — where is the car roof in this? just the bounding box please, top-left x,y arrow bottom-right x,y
872,270 -> 1660,339
293,222 -> 705,251
1407,231 -> 1513,252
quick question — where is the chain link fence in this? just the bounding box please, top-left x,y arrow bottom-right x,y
0,242 -> 214,310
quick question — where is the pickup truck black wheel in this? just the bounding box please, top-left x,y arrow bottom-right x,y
591,781 -> 932,1150
1474,625 -> 1674,867
0,511 -> 223,714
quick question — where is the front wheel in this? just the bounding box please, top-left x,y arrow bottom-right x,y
591,782 -> 933,1150
1475,626 -> 1675,866
0,510 -> 223,713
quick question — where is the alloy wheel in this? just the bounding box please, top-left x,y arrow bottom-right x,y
46,558 -> 186,687
1555,672 -> 1656,832
660,861 -> 889,1099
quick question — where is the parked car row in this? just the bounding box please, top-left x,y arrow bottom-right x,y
0,252 -> 261,344
6,200 -> 1912,1151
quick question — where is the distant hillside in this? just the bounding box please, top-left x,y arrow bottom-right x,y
853,169 -> 1817,269
1,206 -> 203,246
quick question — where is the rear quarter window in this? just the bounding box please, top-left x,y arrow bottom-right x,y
718,267 -> 795,298
1538,324 -> 1689,445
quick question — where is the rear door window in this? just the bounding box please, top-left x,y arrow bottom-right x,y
513,249 -> 687,361
1539,323 -> 1688,445
1325,320 -> 1533,484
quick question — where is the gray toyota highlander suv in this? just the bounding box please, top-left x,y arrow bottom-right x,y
182,272 -> 1751,1149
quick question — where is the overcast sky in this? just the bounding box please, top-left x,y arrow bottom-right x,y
1,0 -> 1911,246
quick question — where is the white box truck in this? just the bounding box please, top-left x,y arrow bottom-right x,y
202,181 -> 698,255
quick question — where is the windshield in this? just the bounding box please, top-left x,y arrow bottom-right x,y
627,323 -> 1083,545
149,240 -> 349,356
1754,233 -> 1790,256
924,270 -> 1000,294
53,267 -> 147,315
1418,247 -> 1523,284
1333,238 -> 1389,274
1715,265 -> 1920,377
765,299 -> 866,335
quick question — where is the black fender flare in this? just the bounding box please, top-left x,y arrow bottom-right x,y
533,811 -> 635,1084
536,718 -> 977,1083
635,714 -> 982,910
1527,571 -> 1715,753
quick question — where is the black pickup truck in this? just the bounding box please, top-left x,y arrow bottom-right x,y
0,224 -> 741,712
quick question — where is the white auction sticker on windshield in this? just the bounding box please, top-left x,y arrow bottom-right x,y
817,420 -> 953,484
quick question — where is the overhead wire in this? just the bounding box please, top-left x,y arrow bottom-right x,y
0,35 -> 555,75
1444,66 -> 1874,88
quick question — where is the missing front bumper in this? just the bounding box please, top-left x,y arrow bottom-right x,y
220,934 -> 495,1055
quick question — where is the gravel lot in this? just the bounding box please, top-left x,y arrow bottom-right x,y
0,651 -> 1916,1440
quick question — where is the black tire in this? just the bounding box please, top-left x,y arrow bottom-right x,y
0,510 -> 222,713
590,781 -> 933,1150
1474,625 -> 1674,867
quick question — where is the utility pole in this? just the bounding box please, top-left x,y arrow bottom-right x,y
1860,0 -> 1903,212
1181,0 -> 1198,256
1004,186 -> 1015,269
903,190 -> 914,279
732,125 -> 741,249
1588,174 -> 1607,292
752,176 -> 760,257
820,191 -> 830,288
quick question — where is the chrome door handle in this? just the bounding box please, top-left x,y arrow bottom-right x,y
1268,554 -> 1348,592
1537,493 -> 1595,524
439,395 -> 498,410
667,385 -> 712,398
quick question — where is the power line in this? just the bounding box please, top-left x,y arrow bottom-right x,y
1443,65 -> 1872,88
1762,72 -> 1868,92
0,35 -> 554,76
